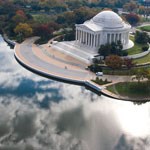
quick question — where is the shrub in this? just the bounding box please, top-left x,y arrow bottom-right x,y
142,46 -> 149,52
92,77 -> 111,85
122,51 -> 128,56
88,64 -> 102,73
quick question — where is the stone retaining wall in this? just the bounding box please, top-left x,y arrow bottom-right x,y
124,43 -> 150,59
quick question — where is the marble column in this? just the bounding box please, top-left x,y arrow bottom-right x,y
92,34 -> 94,47
79,30 -> 81,42
94,34 -> 96,47
81,30 -> 83,43
83,31 -> 84,43
87,32 -> 89,46
91,34 -> 93,47
88,33 -> 91,46
89,33 -> 92,46
109,34 -> 111,43
99,34 -> 101,46
98,34 -> 100,47
83,31 -> 85,44
86,32 -> 88,46
115,34 -> 117,42
76,29 -> 78,41
95,34 -> 97,47
85,32 -> 86,45
76,29 -> 77,41
88,33 -> 90,46
84,31 -> 85,44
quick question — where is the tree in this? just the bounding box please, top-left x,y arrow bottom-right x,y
33,21 -> 59,42
132,68 -> 149,83
123,1 -> 138,12
14,23 -> 33,42
116,40 -> 123,53
135,31 -> 149,44
34,24 -> 53,40
98,44 -> 111,59
74,7 -> 97,24
98,40 -> 123,58
123,58 -> 135,70
12,10 -> 27,24
125,13 -> 140,25
105,55 -> 123,70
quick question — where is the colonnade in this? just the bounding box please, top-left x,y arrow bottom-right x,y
75,28 -> 129,49
76,29 -> 101,48
107,32 -> 129,45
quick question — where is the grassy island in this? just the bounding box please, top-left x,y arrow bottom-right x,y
107,82 -> 150,98
138,25 -> 150,32
127,36 -> 148,55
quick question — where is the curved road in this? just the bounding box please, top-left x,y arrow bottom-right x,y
15,37 -> 93,82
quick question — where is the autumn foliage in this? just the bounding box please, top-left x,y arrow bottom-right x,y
105,55 -> 123,70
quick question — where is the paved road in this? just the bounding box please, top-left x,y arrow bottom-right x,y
16,38 -> 93,81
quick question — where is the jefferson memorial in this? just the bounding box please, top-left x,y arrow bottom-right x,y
52,10 -> 133,64
75,10 -> 131,51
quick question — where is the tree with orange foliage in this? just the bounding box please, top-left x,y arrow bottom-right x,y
14,23 -> 33,42
13,10 -> 27,24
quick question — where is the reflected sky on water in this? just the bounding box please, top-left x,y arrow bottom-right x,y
0,35 -> 150,150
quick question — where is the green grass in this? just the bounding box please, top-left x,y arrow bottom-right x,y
139,25 -> 150,32
103,68 -> 133,75
32,14 -> 53,24
103,66 -> 150,75
134,53 -> 150,64
129,36 -> 134,41
107,82 -> 150,98
126,36 -> 147,55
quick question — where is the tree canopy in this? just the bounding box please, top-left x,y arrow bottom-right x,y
98,40 -> 124,58
105,55 -> 123,70
135,31 -> 149,44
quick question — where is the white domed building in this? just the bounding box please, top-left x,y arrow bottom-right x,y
52,10 -> 133,64
75,10 -> 132,51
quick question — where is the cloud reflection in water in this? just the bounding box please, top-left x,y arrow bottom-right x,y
0,36 -> 150,150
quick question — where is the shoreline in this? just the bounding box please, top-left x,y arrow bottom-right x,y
13,37 -> 150,102
2,34 -> 16,47
15,51 -> 150,102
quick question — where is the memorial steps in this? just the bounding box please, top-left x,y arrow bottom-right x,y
51,41 -> 98,64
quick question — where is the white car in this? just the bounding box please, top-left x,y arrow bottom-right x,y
96,72 -> 103,76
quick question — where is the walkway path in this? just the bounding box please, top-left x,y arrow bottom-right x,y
15,37 -> 93,82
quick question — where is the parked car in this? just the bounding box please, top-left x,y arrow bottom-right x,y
96,72 -> 103,76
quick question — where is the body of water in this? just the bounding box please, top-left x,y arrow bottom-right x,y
0,35 -> 150,150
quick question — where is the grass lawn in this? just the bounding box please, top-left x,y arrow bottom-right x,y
138,25 -> 150,32
107,82 -> 150,98
103,68 -> 133,75
134,53 -> 150,64
126,36 -> 147,55
32,14 -> 53,24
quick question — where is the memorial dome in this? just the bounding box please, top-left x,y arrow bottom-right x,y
92,10 -> 124,28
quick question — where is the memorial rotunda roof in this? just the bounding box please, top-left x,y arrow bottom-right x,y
92,10 -> 124,28
78,10 -> 131,32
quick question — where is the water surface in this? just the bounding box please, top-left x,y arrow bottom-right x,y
0,35 -> 150,150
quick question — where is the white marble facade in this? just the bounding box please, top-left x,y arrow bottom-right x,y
75,10 -> 131,51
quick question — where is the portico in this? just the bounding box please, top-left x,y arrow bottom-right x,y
75,29 -> 102,49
